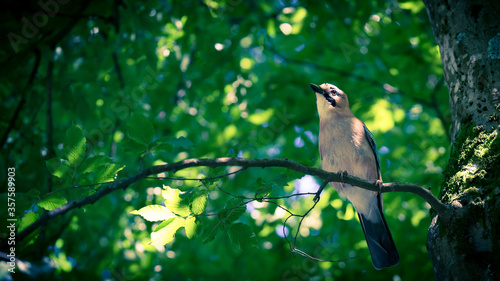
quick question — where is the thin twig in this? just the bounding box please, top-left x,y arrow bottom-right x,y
264,192 -> 318,200
293,200 -> 319,248
145,167 -> 247,181
291,248 -> 364,263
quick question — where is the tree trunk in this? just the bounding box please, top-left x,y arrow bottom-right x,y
423,0 -> 500,280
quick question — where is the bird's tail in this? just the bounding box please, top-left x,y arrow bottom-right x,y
356,196 -> 399,270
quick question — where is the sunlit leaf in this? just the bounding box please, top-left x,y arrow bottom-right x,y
399,0 -> 425,13
184,217 -> 200,239
190,190 -> 208,215
153,218 -> 175,232
162,186 -> 191,217
247,108 -> 274,125
46,158 -> 72,180
150,217 -> 185,246
131,205 -> 176,222
64,125 -> 86,165
93,163 -> 125,188
18,212 -> 39,232
37,195 -> 68,211
79,155 -> 111,174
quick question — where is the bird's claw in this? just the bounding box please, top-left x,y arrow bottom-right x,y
375,179 -> 383,195
339,170 -> 348,188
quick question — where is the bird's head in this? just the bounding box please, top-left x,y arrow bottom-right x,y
310,83 -> 350,117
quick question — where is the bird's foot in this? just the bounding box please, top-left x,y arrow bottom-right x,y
338,170 -> 348,188
375,179 -> 383,195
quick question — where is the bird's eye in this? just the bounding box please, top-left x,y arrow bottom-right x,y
323,94 -> 336,107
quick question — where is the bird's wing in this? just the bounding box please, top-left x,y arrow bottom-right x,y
363,124 -> 381,180
360,124 -> 399,269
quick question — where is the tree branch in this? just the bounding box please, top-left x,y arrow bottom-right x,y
3,157 -> 453,250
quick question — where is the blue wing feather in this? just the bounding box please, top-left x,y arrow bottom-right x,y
363,124 -> 381,180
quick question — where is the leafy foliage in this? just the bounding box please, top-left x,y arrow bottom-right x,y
37,195 -> 68,211
0,0 -> 450,280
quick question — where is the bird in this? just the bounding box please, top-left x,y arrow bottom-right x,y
310,82 -> 399,270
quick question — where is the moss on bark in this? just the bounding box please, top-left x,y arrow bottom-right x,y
431,124 -> 500,280
441,124 -> 500,205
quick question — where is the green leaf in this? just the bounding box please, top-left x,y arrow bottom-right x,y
64,125 -> 86,165
131,205 -> 176,222
268,174 -> 289,189
93,163 -> 125,188
190,190 -> 208,215
220,198 -> 246,223
153,217 -> 175,232
255,186 -> 272,200
23,189 -> 40,199
149,136 -> 193,154
202,220 -> 224,243
150,217 -> 185,246
228,223 -> 256,250
79,186 -> 95,197
149,138 -> 174,153
399,0 -> 425,13
79,176 -> 91,187
184,217 -> 200,239
167,136 -> 193,150
17,189 -> 41,216
162,186 -> 191,217
252,174 -> 289,200
18,212 -> 39,232
79,155 -> 111,174
127,113 -> 154,144
37,195 -> 68,211
121,137 -> 148,155
46,158 -> 72,180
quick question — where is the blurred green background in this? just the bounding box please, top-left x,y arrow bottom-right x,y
0,0 -> 449,280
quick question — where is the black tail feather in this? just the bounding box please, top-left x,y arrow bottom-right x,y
357,209 -> 399,270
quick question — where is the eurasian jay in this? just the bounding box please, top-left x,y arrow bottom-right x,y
310,83 -> 399,270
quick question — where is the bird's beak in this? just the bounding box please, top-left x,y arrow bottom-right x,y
310,83 -> 323,94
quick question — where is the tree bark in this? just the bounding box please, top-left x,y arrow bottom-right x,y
423,0 -> 500,280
